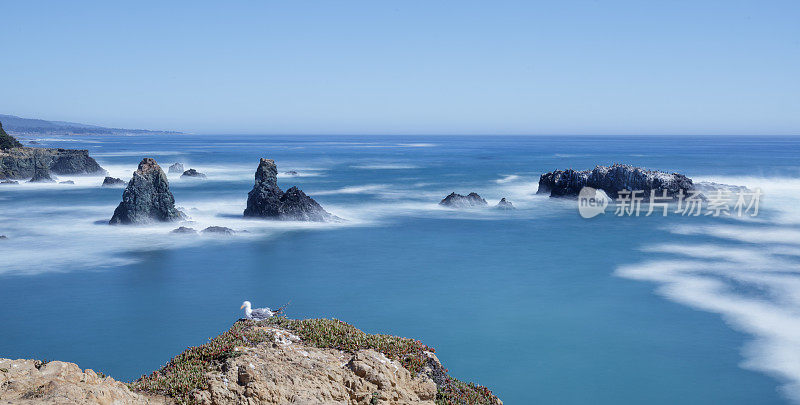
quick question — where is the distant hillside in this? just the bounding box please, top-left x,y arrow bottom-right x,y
0,114 -> 183,136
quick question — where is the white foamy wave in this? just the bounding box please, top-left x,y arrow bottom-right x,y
312,184 -> 390,196
495,174 -> 520,184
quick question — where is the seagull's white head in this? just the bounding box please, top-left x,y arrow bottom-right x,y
240,301 -> 252,310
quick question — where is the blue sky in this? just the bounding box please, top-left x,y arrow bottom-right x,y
1,1 -> 798,135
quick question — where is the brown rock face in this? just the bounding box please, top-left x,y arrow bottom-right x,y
192,325 -> 437,405
0,358 -> 158,404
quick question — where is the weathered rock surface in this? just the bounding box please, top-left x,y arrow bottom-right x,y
201,226 -> 235,235
1,121 -> 105,180
537,164 -> 694,199
27,163 -> 55,183
109,158 -> 185,225
102,176 -> 126,187
0,358 -> 157,404
181,169 -> 206,179
495,198 -> 515,210
243,158 -> 334,221
192,325 -> 438,405
439,192 -> 488,208
171,226 -> 197,234
168,162 -> 184,174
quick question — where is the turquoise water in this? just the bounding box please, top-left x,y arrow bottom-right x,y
2,135 -> 800,404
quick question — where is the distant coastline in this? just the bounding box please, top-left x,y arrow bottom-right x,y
0,114 -> 184,137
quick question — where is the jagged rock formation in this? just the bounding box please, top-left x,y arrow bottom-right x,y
243,158 -> 333,221
181,168 -> 206,179
171,226 -> 197,234
537,164 -> 694,199
102,176 -> 126,187
27,162 -> 55,183
0,121 -> 23,149
496,198 -> 515,210
0,358 -> 157,404
439,192 -> 488,208
109,158 -> 185,225
168,162 -> 184,174
201,226 -> 235,235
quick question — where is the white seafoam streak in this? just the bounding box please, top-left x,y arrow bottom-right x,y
616,176 -> 800,403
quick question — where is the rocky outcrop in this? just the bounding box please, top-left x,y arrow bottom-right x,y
0,121 -> 23,149
201,226 -> 235,235
2,318 -> 501,405
109,158 -> 185,225
243,158 -> 334,221
102,176 -> 126,187
495,198 -> 515,210
171,226 -> 197,234
27,162 -> 55,183
439,192 -> 488,208
537,164 -> 694,199
0,147 -> 106,180
0,358 -> 157,404
168,162 -> 184,174
181,168 -> 206,179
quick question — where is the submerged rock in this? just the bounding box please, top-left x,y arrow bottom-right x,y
168,162 -> 185,174
181,168 -> 206,179
171,226 -> 197,234
284,170 -> 299,176
109,158 -> 185,225
1,179 -> 18,185
201,226 -> 235,235
243,158 -> 334,221
439,192 -> 488,208
537,164 -> 694,199
59,180 -> 75,185
0,235 -> 7,239
27,162 -> 55,183
102,176 -> 126,187
495,198 -> 515,210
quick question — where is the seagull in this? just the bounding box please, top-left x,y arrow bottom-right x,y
240,300 -> 285,320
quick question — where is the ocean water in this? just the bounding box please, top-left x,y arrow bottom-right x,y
2,134 -> 800,404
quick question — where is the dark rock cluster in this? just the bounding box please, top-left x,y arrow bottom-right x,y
27,162 -> 55,183
537,164 -> 694,199
102,177 -> 126,187
181,168 -> 206,179
243,158 -> 333,221
109,158 -> 185,224
439,192 -> 488,208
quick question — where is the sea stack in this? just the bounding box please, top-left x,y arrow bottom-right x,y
243,158 -> 333,221
537,164 -> 694,199
109,158 -> 185,224
439,192 -> 488,208
495,198 -> 515,210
